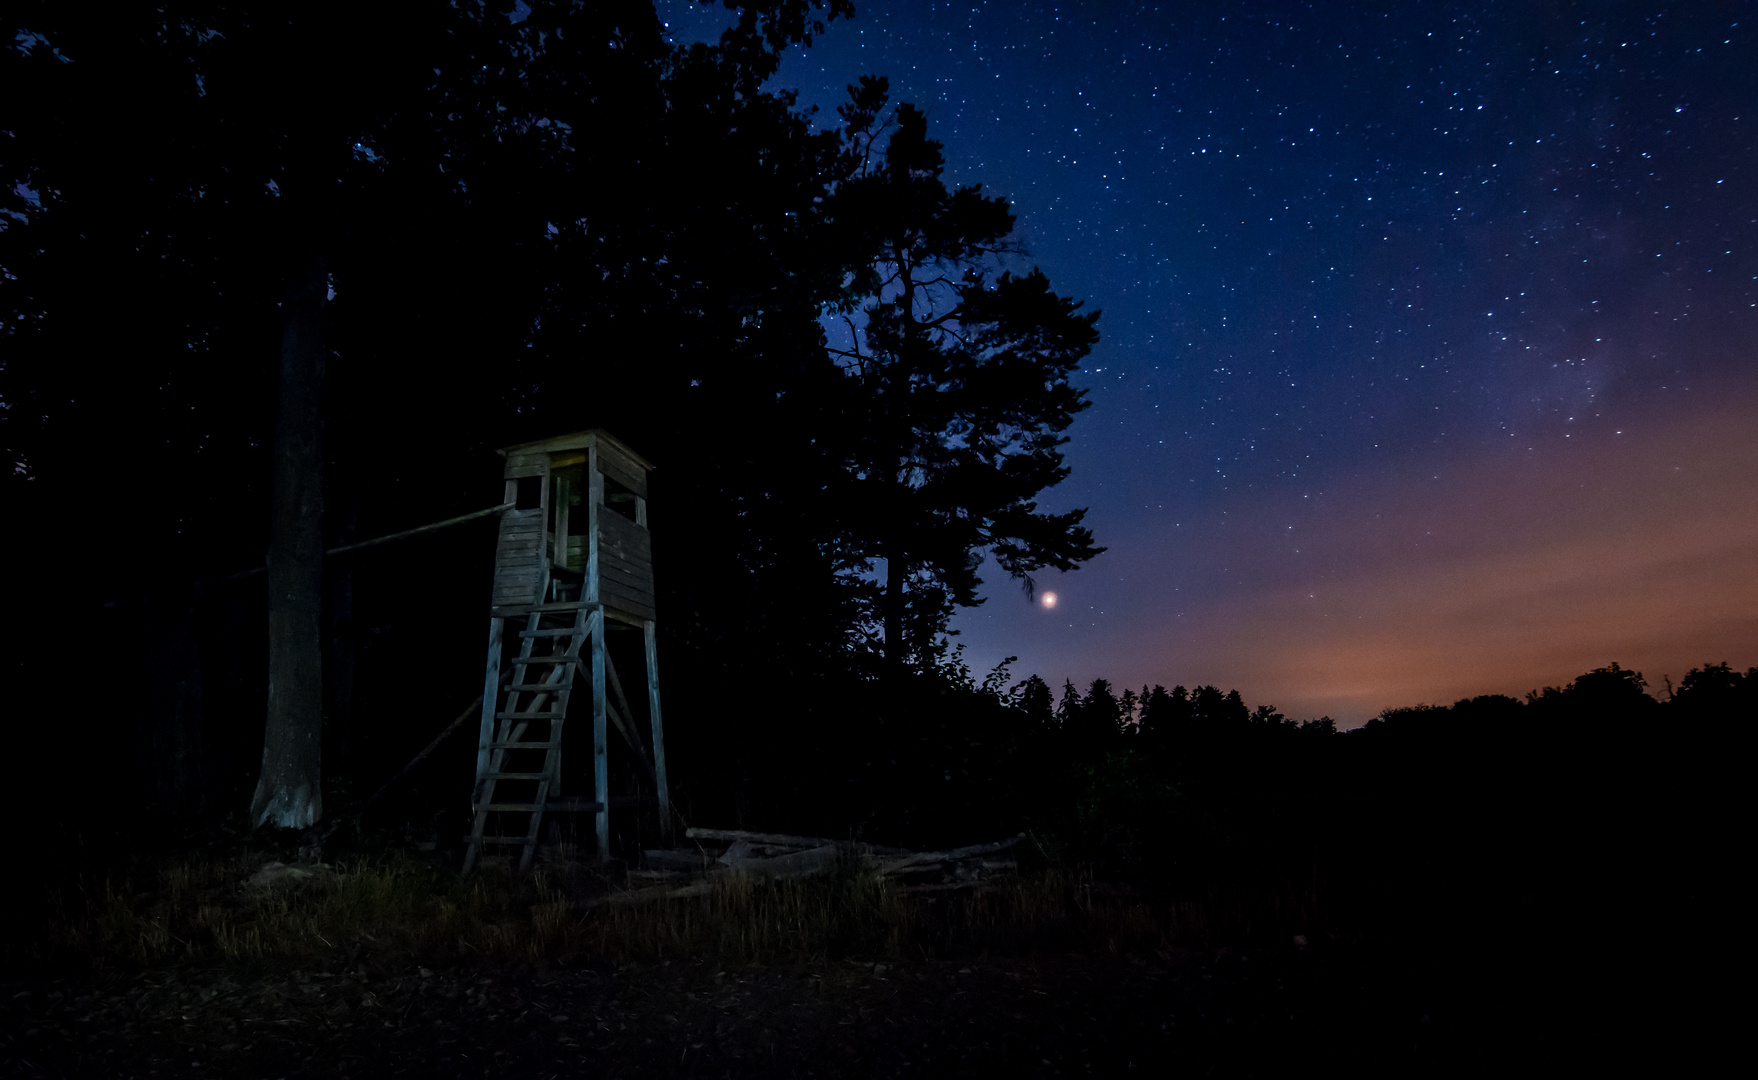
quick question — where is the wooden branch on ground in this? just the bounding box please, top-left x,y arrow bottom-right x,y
682,827 -> 911,854
875,835 -> 1025,876
591,828 -> 1030,907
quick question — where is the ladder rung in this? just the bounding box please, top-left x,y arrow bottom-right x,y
496,710 -> 566,720
512,655 -> 576,665
509,684 -> 573,694
520,628 -> 581,638
489,740 -> 561,749
475,802 -> 547,813
489,771 -> 549,780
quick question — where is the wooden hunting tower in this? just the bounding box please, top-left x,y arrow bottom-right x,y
465,430 -> 670,870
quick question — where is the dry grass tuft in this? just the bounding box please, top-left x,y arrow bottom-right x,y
38,848 -> 1322,976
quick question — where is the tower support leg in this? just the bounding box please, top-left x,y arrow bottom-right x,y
591,609 -> 610,861
644,619 -> 672,845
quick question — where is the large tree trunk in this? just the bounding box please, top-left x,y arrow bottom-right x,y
251,253 -> 326,830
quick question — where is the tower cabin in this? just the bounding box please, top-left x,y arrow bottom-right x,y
465,429 -> 670,871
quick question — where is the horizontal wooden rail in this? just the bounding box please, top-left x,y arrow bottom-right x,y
214,501 -> 516,583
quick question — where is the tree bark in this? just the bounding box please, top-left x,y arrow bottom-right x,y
251,253 -> 326,829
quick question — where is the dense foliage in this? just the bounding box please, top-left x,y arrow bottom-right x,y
1,1 -> 1102,839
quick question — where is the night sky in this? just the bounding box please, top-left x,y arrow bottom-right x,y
665,2 -> 1758,723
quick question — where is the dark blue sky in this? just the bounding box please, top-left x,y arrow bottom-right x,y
667,1 -> 1758,720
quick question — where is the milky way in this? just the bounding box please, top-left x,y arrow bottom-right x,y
664,1 -> 1758,721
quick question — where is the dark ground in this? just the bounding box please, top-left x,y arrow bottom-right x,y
3,933 -> 1609,1079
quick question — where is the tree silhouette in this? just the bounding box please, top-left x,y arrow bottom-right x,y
824,78 -> 1104,672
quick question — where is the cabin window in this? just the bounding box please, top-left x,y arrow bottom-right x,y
603,476 -> 640,522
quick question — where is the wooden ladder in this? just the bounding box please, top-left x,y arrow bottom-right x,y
464,599 -> 597,871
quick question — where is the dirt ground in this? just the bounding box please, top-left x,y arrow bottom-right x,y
1,937 -> 1583,1079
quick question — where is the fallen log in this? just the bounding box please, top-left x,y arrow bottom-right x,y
682,827 -> 910,854
875,834 -> 1026,877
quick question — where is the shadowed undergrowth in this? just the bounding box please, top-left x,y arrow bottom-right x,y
30,848 -> 1324,977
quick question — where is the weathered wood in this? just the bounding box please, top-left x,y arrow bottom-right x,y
642,620 -> 671,844
875,835 -> 1026,876
596,460 -> 646,500
600,560 -> 655,596
593,437 -> 649,500
720,844 -> 841,877
598,509 -> 651,554
472,618 -> 504,796
684,827 -> 847,849
590,606 -> 610,861
600,589 -> 657,623
328,501 -> 515,558
492,507 -> 546,609
504,447 -> 550,467
599,565 -> 654,600
473,430 -> 663,871
519,774 -> 551,870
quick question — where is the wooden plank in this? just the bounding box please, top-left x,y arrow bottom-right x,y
498,431 -> 594,458
585,454 -> 602,607
600,586 -> 656,623
645,619 -> 671,845
600,564 -> 652,595
600,559 -> 654,589
597,504 -> 650,554
472,617 -> 505,801
594,441 -> 648,499
493,508 -> 546,610
504,449 -> 549,473
591,607 -> 610,861
601,557 -> 654,591
591,429 -> 655,472
599,551 -> 652,583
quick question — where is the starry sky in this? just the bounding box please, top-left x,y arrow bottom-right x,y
666,1 -> 1758,723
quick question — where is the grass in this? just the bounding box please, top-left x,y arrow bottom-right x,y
29,843 -> 1327,978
